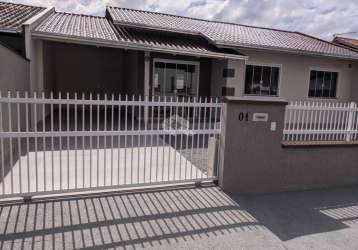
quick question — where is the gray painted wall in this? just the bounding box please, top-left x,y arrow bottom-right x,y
0,43 -> 29,93
212,50 -> 356,101
0,43 -> 30,180
220,97 -> 358,194
43,41 -> 144,96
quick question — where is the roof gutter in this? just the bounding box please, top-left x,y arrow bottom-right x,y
31,32 -> 248,61
215,41 -> 358,61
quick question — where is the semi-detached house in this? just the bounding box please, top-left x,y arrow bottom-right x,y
1,1 -> 358,102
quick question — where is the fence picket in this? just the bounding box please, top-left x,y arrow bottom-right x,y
284,100 -> 358,142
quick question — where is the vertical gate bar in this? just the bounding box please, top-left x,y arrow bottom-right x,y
81,93 -> 85,188
217,98 -> 223,179
178,97 -> 184,180
25,92 -> 30,193
131,95 -> 134,184
8,92 -> 14,194
42,92 -> 46,191
287,102 -> 291,141
303,102 -> 308,141
297,101 -> 301,141
33,92 -> 38,193
74,93 -> 77,189
104,93 -> 107,186
214,99 -> 218,175
117,94 -> 121,185
309,102 -> 314,141
162,97 -> 166,182
329,103 -> 335,141
0,92 -> 5,195
143,96 -> 148,183
196,97 -> 202,179
7,92 -> 14,194
16,92 -> 22,193
184,98 -> 190,180
137,95 -> 141,184
96,94 -> 100,187
167,96 -> 172,181
89,93 -> 93,187
111,94 -> 114,186
201,98 -> 207,179
124,94 -> 128,185
174,97 -> 179,181
190,97 -> 196,180
208,98 -> 213,178
156,98 -> 160,183
66,93 -> 70,189
50,92 -> 54,191
149,97 -> 154,184
59,92 -> 62,190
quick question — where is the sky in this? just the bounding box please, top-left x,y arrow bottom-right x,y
6,0 -> 358,41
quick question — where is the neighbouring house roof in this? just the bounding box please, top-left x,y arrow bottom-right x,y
32,12 -> 247,60
333,36 -> 358,51
107,6 -> 358,60
0,1 -> 45,33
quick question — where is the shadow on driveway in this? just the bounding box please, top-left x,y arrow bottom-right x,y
0,185 -> 358,249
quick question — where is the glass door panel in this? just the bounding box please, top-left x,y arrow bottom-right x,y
153,60 -> 199,99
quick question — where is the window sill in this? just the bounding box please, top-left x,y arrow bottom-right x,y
282,141 -> 358,148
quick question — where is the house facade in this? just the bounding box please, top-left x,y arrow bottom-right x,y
1,2 -> 358,102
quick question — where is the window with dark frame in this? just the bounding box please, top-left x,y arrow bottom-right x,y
244,65 -> 280,96
308,70 -> 338,98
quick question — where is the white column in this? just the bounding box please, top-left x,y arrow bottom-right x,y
144,51 -> 151,123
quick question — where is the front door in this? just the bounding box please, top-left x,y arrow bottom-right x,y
153,59 -> 199,99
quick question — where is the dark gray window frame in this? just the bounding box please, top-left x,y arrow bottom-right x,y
308,70 -> 338,99
244,64 -> 281,97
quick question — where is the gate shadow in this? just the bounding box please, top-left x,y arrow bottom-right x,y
0,186 -> 262,249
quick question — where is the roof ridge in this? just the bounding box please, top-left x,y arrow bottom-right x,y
106,5 -> 298,35
53,11 -> 105,19
0,0 -> 44,9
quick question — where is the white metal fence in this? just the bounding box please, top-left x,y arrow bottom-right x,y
0,92 -> 222,198
283,101 -> 358,142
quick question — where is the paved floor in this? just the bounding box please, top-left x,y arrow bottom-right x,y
1,185 -> 358,250
0,146 -> 205,194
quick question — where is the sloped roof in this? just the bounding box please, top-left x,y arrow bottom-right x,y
0,1 -> 45,33
33,12 -> 246,60
333,36 -> 358,51
107,6 -> 358,60
34,12 -> 120,42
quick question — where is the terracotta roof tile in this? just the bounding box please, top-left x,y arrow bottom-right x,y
0,1 -> 45,32
107,6 -> 358,60
33,12 -> 244,59
34,12 -> 120,42
333,37 -> 358,51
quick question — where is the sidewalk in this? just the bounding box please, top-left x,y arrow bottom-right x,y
1,185 -> 358,249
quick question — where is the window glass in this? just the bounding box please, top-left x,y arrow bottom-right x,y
308,70 -> 338,98
244,64 -> 280,96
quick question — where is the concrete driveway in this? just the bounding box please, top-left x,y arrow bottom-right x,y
1,185 -> 358,249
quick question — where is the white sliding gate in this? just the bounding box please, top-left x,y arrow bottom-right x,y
0,92 -> 222,199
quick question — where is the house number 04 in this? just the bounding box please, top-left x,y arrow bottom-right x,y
238,112 -> 249,121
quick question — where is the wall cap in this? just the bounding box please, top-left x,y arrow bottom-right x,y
223,96 -> 288,105
282,140 -> 358,148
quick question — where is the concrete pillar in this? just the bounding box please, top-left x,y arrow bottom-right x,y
219,96 -> 288,194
